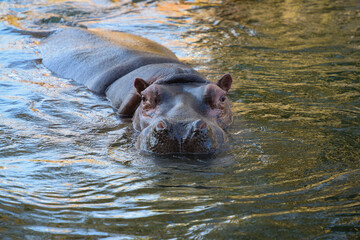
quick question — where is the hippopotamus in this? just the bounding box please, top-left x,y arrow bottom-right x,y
40,28 -> 233,154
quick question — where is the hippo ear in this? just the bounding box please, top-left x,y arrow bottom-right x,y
217,74 -> 232,93
134,78 -> 150,95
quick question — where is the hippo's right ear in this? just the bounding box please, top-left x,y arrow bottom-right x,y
217,74 -> 232,93
134,78 -> 150,95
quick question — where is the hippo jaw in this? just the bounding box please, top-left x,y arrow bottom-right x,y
136,119 -> 228,155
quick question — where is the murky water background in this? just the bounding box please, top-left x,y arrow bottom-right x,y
0,0 -> 359,239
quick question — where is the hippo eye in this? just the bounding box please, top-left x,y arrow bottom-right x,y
220,95 -> 226,102
141,96 -> 146,102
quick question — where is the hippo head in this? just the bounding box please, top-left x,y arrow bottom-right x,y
132,74 -> 233,154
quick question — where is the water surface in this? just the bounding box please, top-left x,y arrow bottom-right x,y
0,0 -> 359,239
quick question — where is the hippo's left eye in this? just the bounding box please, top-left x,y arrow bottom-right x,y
220,95 -> 226,102
141,96 -> 146,102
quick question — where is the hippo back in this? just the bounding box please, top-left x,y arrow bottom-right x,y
40,28 -> 181,94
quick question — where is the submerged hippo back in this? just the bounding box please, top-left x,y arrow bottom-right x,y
40,28 -> 180,94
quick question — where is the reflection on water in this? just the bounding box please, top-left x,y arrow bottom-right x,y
0,0 -> 359,239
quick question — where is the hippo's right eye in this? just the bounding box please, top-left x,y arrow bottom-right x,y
141,96 -> 146,102
220,95 -> 226,102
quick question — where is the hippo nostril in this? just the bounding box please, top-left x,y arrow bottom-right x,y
156,120 -> 167,131
193,120 -> 208,132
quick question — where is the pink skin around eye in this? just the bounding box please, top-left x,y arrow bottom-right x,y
143,107 -> 157,118
205,84 -> 227,118
141,98 -> 156,117
208,107 -> 222,118
140,86 -> 161,118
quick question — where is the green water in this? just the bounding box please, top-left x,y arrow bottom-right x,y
0,0 -> 359,239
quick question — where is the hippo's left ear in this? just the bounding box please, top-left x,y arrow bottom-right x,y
217,74 -> 232,93
134,78 -> 150,95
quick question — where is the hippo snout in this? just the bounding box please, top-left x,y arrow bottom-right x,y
137,118 -> 226,154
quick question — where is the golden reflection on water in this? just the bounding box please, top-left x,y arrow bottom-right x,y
29,158 -> 110,166
230,169 -> 359,200
156,1 -> 192,15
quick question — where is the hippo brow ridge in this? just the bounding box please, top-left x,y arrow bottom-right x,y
156,73 -> 209,85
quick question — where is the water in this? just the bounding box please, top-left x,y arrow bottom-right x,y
0,0 -> 359,239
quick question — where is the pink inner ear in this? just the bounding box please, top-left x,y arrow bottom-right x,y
217,74 -> 232,93
134,78 -> 150,94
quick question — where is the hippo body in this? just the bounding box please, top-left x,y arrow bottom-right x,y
40,28 -> 233,154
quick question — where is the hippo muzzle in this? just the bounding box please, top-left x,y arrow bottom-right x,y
137,118 -> 227,154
